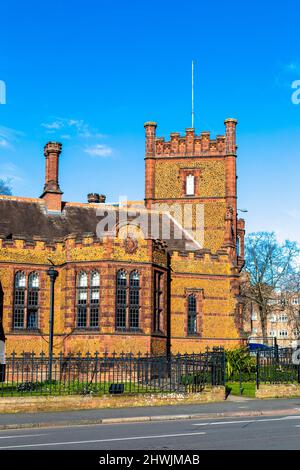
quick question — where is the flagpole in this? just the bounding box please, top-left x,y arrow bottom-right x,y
192,60 -> 194,129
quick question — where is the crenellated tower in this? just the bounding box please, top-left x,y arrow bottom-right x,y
144,120 -> 244,263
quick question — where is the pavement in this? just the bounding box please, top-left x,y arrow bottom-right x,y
1,396 -> 300,430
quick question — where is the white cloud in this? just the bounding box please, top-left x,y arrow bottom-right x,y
0,138 -> 10,148
41,121 -> 64,130
41,117 -> 106,140
60,134 -> 72,140
84,144 -> 113,157
0,125 -> 24,150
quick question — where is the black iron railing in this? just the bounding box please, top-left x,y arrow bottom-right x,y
0,349 -> 225,397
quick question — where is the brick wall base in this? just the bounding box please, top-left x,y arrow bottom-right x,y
0,386 -> 225,413
256,383 -> 300,399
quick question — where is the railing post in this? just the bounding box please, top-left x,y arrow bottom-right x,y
274,337 -> 279,365
222,349 -> 226,386
211,351 -> 216,386
256,350 -> 260,390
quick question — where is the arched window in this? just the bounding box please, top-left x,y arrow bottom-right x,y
187,294 -> 197,335
129,271 -> 140,330
76,271 -> 100,329
90,271 -> 100,328
13,272 -> 26,329
13,272 -> 39,330
153,271 -> 163,333
186,174 -> 195,196
116,270 -> 127,330
27,273 -> 39,329
76,272 -> 88,328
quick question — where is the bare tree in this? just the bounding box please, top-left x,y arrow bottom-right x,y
0,178 -> 12,195
242,232 -> 300,341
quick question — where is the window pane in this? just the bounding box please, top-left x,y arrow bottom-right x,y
91,271 -> 100,287
117,288 -> 126,305
28,290 -> 38,307
13,308 -> 25,329
14,289 -> 25,306
77,307 -> 87,328
90,307 -> 99,328
15,272 -> 26,288
188,315 -> 197,334
78,290 -> 87,303
130,271 -> 139,287
129,308 -> 139,329
29,273 -> 39,288
130,289 -> 139,306
186,174 -> 195,195
91,289 -> 99,301
27,310 -> 37,329
117,270 -> 127,287
116,307 -> 126,329
78,272 -> 88,287
188,295 -> 197,334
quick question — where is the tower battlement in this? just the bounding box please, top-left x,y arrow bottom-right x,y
145,119 -> 237,158
155,130 -> 226,157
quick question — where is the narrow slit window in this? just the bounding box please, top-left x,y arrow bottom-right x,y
186,174 -> 195,196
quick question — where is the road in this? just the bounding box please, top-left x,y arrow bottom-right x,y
1,414 -> 300,450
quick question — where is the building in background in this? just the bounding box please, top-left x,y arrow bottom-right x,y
244,293 -> 300,347
0,119 -> 245,355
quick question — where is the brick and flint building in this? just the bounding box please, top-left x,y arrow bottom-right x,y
0,119 -> 245,355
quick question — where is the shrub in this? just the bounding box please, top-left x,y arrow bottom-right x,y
17,381 -> 39,392
180,373 -> 205,385
225,348 -> 255,380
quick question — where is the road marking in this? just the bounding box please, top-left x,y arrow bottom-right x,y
0,433 -> 47,439
193,416 -> 300,426
0,431 -> 206,449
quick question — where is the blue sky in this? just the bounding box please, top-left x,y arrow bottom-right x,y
0,0 -> 300,242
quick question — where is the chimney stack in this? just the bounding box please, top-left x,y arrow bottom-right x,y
224,118 -> 238,245
144,121 -> 157,208
87,193 -> 106,204
40,141 -> 63,211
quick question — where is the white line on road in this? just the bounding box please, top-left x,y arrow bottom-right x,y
0,431 -> 206,449
0,433 -> 47,439
193,416 -> 300,426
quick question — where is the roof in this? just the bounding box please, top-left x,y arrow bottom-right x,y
0,197 -> 200,252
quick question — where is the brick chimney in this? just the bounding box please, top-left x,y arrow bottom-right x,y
87,193 -> 106,204
144,121 -> 157,208
224,118 -> 238,249
40,142 -> 63,211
